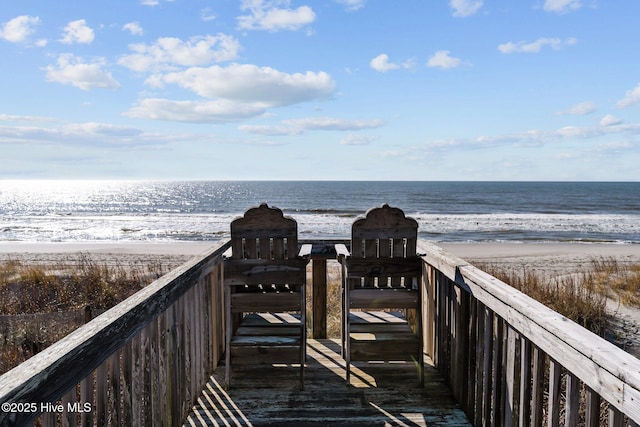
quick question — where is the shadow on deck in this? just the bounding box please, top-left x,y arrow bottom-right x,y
184,339 -> 470,427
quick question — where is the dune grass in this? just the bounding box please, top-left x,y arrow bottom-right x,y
476,257 -> 640,337
0,254 -> 175,374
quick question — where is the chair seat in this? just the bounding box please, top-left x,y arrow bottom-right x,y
347,311 -> 419,362
232,313 -> 302,343
230,313 -> 304,364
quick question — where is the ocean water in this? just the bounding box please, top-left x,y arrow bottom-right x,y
0,180 -> 638,244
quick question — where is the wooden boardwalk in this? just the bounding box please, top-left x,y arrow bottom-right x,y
184,339 -> 470,426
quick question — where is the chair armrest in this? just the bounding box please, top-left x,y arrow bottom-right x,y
335,244 -> 350,261
222,247 -> 233,259
298,244 -> 313,258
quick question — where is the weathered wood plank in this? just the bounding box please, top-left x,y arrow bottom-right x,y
230,292 -> 302,312
312,258 -> 327,339
519,337 -> 532,427
224,258 -> 307,285
585,387 -> 601,427
345,257 -> 421,279
504,325 -> 517,427
481,306 -> 493,427
349,288 -> 418,308
565,372 -> 579,427
185,339 -> 471,427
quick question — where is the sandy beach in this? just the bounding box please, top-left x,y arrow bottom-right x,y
441,242 -> 640,277
1,240 -> 639,273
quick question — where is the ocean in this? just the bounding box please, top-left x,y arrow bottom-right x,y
0,181 -> 638,244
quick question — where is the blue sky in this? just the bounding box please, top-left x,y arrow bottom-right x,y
1,0 -> 639,181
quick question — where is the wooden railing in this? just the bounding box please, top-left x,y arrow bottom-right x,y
419,240 -> 640,426
0,240 -> 230,427
3,239 -> 640,426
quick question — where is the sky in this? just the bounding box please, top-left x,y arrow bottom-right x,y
1,0 -> 639,181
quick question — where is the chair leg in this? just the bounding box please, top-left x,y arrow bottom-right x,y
300,317 -> 305,390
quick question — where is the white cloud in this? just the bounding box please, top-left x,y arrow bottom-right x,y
370,54 -> 398,72
559,101 -> 596,115
340,134 -> 377,145
600,114 -> 622,126
44,54 -> 120,90
283,117 -> 384,131
62,122 -> 142,138
154,63 -> 335,107
543,0 -> 582,14
123,98 -> 267,123
616,83 -> 640,109
336,0 -> 366,11
238,124 -> 300,136
126,64 -> 336,123
417,122 -> 640,153
240,117 -> 384,135
0,113 -> 55,123
238,0 -> 316,32
123,22 -> 143,36
369,54 -> 414,72
427,50 -> 462,69
201,8 -> 217,22
449,0 -> 483,17
59,19 -> 95,44
498,37 -> 577,54
119,34 -> 240,72
587,141 -> 635,154
0,121 -> 144,145
141,0 -> 175,5
0,15 -> 40,43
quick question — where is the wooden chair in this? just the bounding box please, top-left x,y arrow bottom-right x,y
224,203 -> 309,389
336,204 -> 423,385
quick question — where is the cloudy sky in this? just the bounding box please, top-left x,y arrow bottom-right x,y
1,0 -> 639,180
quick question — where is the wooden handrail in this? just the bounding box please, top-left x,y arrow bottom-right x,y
418,240 -> 640,425
0,240 -> 230,426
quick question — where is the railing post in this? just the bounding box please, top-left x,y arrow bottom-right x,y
312,258 -> 327,339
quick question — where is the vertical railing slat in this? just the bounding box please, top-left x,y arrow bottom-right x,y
505,325 -> 517,427
565,373 -> 579,427
548,359 -> 562,427
492,317 -> 504,427
519,337 -> 532,427
122,339 -> 133,424
609,406 -> 624,427
482,307 -> 494,427
585,387 -> 601,427
473,300 -> 485,427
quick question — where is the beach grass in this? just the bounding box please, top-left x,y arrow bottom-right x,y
476,257 -> 640,338
0,255 -> 175,374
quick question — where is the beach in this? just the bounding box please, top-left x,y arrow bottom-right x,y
2,240 -> 639,273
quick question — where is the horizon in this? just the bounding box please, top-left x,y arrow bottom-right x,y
2,1 -> 640,181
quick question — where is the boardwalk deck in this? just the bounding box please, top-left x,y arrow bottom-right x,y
184,339 -> 470,426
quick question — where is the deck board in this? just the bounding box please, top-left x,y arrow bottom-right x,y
184,339 -> 470,426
